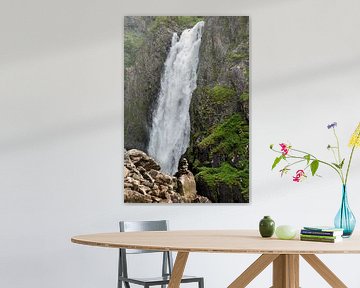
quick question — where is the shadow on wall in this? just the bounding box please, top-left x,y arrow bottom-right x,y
3,56 -> 360,154
255,57 -> 360,92
0,113 -> 121,154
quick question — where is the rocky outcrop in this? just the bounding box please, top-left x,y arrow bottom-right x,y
124,149 -> 211,203
175,158 -> 197,199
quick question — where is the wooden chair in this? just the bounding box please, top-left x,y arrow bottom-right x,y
118,220 -> 204,288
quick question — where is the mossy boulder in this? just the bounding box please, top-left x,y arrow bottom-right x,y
196,163 -> 248,203
188,114 -> 249,202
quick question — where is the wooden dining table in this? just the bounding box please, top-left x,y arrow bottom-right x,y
71,230 -> 360,288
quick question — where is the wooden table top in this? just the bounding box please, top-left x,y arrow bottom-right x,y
71,230 -> 360,254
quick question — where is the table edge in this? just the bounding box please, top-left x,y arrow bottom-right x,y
71,236 -> 360,254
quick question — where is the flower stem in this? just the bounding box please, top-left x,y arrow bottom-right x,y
291,148 -> 317,159
270,147 -> 343,181
345,145 -> 356,185
333,128 -> 342,163
285,154 -> 344,182
284,159 -> 306,169
332,128 -> 345,181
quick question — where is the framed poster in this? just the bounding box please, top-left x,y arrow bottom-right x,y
124,16 -> 249,203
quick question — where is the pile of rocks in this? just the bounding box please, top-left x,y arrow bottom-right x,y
124,149 -> 211,203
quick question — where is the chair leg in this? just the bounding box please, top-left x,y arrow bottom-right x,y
199,278 -> 204,288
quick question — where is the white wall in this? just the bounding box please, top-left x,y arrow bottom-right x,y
1,0 -> 360,287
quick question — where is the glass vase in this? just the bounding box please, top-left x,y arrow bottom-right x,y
334,185 -> 356,237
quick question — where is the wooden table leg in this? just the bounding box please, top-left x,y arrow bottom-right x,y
228,254 -> 279,288
301,254 -> 347,288
272,254 -> 299,288
168,252 -> 189,288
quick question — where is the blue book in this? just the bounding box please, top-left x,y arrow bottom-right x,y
302,226 -> 343,237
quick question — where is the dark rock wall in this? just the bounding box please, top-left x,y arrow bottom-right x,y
186,16 -> 250,202
124,17 -> 173,150
124,17 -> 203,151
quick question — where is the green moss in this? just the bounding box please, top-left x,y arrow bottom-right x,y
198,113 -> 249,156
124,32 -> 144,68
196,163 -> 249,202
192,159 -> 201,169
240,92 -> 249,102
193,113 -> 249,201
208,85 -> 237,104
227,52 -> 248,62
197,163 -> 242,188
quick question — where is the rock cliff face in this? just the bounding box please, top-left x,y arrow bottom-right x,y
124,149 -> 210,203
124,17 -> 172,151
186,16 -> 249,202
124,17 -> 203,151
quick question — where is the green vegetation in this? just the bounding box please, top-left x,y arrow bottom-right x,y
124,32 -> 144,68
198,113 -> 249,156
193,114 -> 249,201
197,163 -> 243,187
227,52 -> 248,62
196,163 -> 249,202
240,92 -> 249,102
207,85 -> 237,104
150,16 -> 204,32
175,16 -> 204,27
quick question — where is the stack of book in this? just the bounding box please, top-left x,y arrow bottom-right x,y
300,226 -> 344,243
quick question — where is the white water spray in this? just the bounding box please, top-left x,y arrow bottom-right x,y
148,21 -> 204,175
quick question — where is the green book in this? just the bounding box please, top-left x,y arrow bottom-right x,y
300,235 -> 342,243
300,234 -> 340,240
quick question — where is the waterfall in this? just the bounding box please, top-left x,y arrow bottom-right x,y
148,21 -> 204,175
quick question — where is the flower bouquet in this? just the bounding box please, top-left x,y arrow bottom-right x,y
270,122 -> 360,237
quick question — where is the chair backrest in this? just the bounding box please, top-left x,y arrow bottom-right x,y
118,220 -> 174,284
119,220 -> 169,254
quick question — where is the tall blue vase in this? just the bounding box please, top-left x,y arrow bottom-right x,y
334,185 -> 356,237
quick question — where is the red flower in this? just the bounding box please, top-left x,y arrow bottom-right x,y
293,170 -> 305,182
279,143 -> 289,155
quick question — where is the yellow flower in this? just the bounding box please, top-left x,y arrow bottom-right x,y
349,122 -> 360,148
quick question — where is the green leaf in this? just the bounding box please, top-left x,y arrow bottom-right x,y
310,160 -> 319,176
271,156 -> 282,170
332,159 -> 345,169
332,162 -> 341,169
269,144 -> 274,149
339,159 -> 345,169
304,154 -> 311,164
